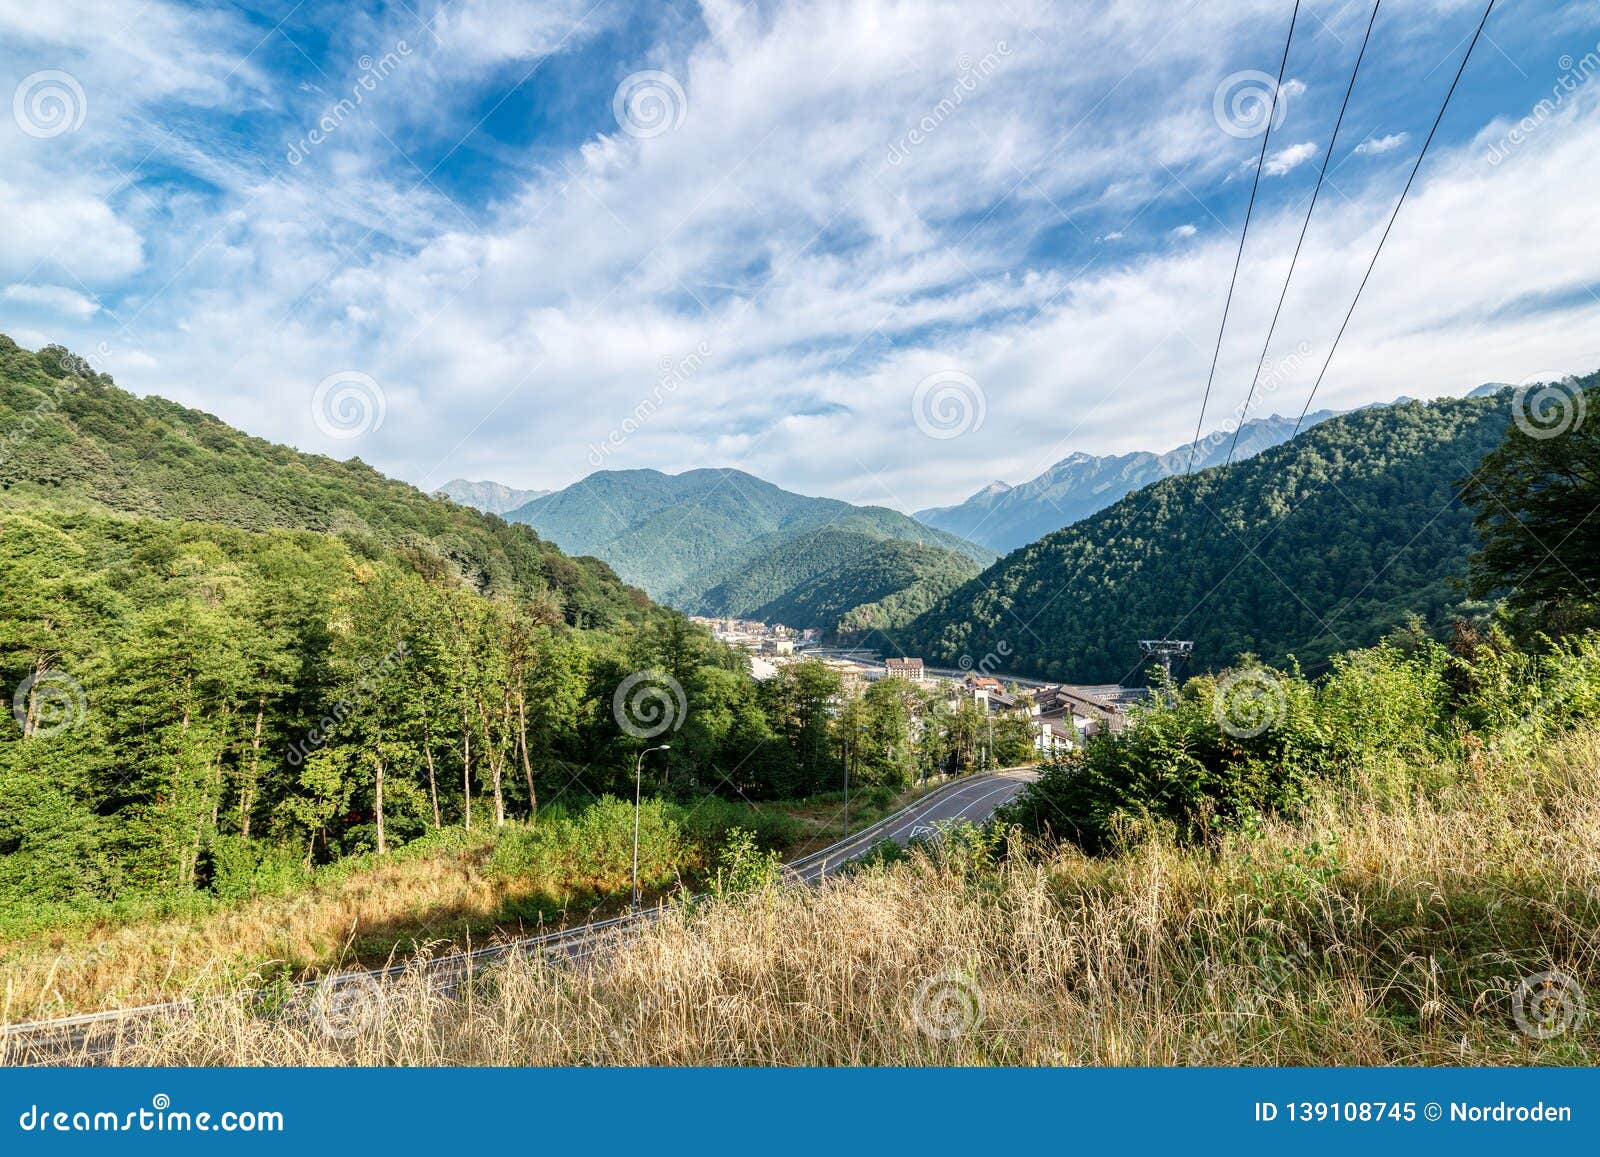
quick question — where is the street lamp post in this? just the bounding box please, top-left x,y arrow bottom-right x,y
843,735 -> 850,838
632,744 -> 670,913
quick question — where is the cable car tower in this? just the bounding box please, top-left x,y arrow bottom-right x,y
1139,639 -> 1193,683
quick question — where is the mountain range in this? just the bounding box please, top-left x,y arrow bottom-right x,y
436,478 -> 550,515
503,469 -> 994,635
895,386 -> 1534,684
913,410 -> 1341,554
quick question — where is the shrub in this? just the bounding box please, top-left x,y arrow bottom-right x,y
489,796 -> 694,898
203,835 -> 309,901
676,795 -> 801,851
1006,631 -> 1600,855
708,827 -> 782,899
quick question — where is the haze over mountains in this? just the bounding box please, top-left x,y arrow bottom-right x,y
913,410 -> 1342,554
494,469 -> 993,635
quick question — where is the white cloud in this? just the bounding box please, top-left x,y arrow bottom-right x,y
1260,140 -> 1318,177
0,181 -> 144,282
2,0 -> 1595,516
2,283 -> 101,316
1354,132 -> 1409,156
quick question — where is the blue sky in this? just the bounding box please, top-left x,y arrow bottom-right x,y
2,0 -> 1599,510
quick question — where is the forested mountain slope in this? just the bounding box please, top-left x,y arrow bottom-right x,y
897,388 -> 1540,683
674,530 -> 982,635
0,336 -> 677,910
0,337 -> 995,920
506,467 -> 992,632
0,337 -> 645,628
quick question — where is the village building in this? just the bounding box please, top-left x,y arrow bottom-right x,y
882,656 -> 926,682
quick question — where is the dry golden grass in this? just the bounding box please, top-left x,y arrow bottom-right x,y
0,785 -> 933,1021
0,829 -> 588,1022
29,727 -> 1598,1066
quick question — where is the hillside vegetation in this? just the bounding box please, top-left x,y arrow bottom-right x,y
676,529 -> 982,635
84,694 -> 1600,1066
897,387 -> 1556,683
0,338 -> 641,627
506,468 -> 992,633
0,339 -> 1001,946
79,617 -> 1600,1065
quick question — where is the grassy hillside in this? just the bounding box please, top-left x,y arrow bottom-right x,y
0,337 -> 646,628
88,720 -> 1600,1066
73,628 -> 1600,1066
507,467 -> 992,632
897,388 -> 1540,683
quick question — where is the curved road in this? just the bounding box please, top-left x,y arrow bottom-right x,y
2,768 -> 1036,1064
790,768 -> 1035,882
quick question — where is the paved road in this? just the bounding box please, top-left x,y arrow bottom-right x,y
790,769 -> 1035,882
2,769 -> 1037,1064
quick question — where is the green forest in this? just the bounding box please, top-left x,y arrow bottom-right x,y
0,338 -> 1023,928
895,383 -> 1600,683
505,466 -> 991,635
677,529 -> 982,635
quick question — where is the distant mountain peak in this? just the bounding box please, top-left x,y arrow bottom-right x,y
915,408 -> 1343,554
436,478 -> 551,516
